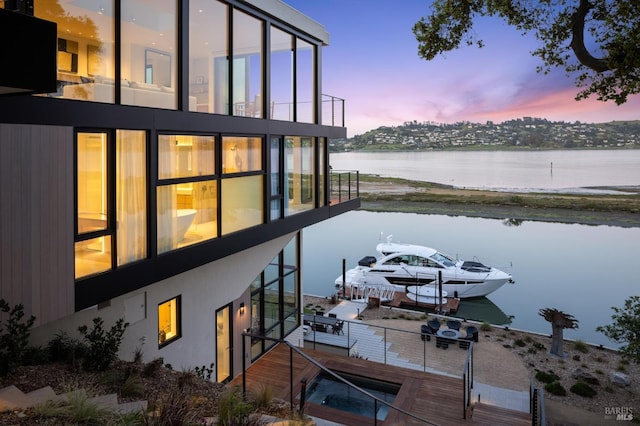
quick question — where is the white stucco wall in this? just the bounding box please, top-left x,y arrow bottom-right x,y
29,233 -> 296,375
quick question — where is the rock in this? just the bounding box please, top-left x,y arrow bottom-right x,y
610,371 -> 631,387
572,368 -> 600,386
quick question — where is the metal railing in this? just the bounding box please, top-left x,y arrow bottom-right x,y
530,379 -> 546,425
321,94 -> 345,127
300,314 -> 474,420
240,332 -> 437,425
329,170 -> 359,203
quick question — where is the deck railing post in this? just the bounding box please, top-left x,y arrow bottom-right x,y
384,328 -> 387,365
242,331 -> 246,400
290,346 -> 294,412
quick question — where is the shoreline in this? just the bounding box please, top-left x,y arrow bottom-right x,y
303,294 -> 639,424
357,177 -> 640,228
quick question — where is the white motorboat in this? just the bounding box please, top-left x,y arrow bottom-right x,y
335,235 -> 514,299
406,285 -> 447,305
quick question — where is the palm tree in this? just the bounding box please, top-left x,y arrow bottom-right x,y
539,308 -> 579,357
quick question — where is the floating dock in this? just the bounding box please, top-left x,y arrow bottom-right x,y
340,286 -> 460,315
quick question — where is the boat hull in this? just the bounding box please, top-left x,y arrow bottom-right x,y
335,266 -> 512,299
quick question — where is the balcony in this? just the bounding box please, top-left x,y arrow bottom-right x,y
322,94 -> 345,127
330,169 -> 359,205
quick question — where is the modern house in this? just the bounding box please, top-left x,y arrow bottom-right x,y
0,0 -> 357,384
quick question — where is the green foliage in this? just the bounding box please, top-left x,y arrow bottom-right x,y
570,381 -> 597,398
514,339 -> 527,347
78,317 -> 129,371
597,295 -> 640,363
479,321 -> 492,331
34,389 -> 113,424
535,370 -> 560,384
250,383 -> 273,410
47,331 -> 87,366
412,0 -> 640,105
545,381 -> 567,396
0,298 -> 36,376
217,386 -> 253,426
194,362 -> 215,381
573,340 -> 589,353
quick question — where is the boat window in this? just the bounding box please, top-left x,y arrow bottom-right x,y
384,255 -> 409,265
430,252 -> 456,267
419,257 -> 443,268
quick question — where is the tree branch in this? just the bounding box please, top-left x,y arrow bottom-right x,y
571,0 -> 610,72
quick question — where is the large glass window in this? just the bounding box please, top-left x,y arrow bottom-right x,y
189,0 -> 228,113
269,137 -> 282,220
250,235 -> 300,359
285,136 -> 315,215
220,136 -> 264,235
221,136 -> 262,173
35,0 -> 115,102
75,130 -> 147,279
221,176 -> 263,235
157,134 -> 217,254
296,38 -> 315,123
232,9 -> 263,118
121,0 -> 177,109
270,27 -> 293,121
318,137 -> 326,207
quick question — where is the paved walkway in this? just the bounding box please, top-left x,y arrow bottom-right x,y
325,299 -> 530,413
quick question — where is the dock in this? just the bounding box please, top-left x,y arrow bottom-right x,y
341,285 -> 460,314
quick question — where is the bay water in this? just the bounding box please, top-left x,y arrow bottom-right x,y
303,149 -> 640,348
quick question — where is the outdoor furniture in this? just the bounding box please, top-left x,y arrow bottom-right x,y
427,319 -> 441,333
304,314 -> 339,333
332,320 -> 344,335
446,320 -> 462,331
420,324 -> 433,341
328,313 -> 337,318
312,323 -> 327,333
436,328 -> 460,349
464,325 -> 479,342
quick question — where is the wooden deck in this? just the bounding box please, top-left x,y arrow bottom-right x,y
229,343 -> 531,425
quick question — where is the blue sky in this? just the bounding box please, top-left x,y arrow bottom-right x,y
283,0 -> 640,137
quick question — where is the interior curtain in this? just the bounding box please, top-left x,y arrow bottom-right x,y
157,136 -> 177,253
192,136 -> 215,223
116,130 -> 147,265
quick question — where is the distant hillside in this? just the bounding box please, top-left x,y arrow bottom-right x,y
330,117 -> 640,152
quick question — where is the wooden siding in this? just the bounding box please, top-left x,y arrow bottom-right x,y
0,124 -> 74,325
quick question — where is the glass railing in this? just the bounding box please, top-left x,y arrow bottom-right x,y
329,170 -> 359,204
239,333 -> 436,425
321,93 -> 345,127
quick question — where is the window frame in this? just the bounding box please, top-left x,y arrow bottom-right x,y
158,295 -> 182,348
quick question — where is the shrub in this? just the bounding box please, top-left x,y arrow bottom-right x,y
78,317 -> 129,371
532,342 -> 546,351
479,321 -> 492,332
47,331 -> 87,366
514,339 -> 526,347
194,362 -> 215,380
570,381 -> 597,398
251,383 -> 273,410
217,386 -> 253,426
535,370 -> 560,383
0,299 -> 36,376
573,340 -> 589,353
545,381 -> 567,396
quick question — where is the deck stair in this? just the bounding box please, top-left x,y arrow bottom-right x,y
0,384 -> 147,415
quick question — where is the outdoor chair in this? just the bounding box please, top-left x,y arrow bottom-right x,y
427,319 -> 441,333
464,325 -> 479,342
420,324 -> 433,341
328,313 -> 337,318
446,320 -> 462,331
332,320 -> 344,335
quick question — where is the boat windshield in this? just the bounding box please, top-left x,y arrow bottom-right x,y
430,252 -> 456,267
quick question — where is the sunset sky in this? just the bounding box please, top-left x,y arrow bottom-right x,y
283,0 -> 640,137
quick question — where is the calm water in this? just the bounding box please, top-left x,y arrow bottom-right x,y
330,149 -> 640,192
303,150 -> 640,348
